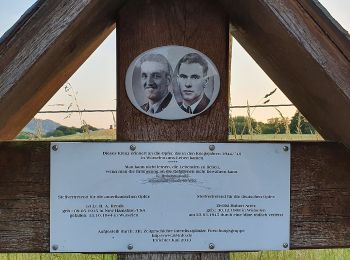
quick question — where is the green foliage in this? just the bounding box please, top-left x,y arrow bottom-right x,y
266,117 -> 287,134
259,122 -> 275,134
16,132 -> 32,140
82,124 -> 98,132
228,134 -> 322,141
229,116 -> 257,135
290,111 -> 315,134
57,126 -> 79,135
275,108 -> 290,134
45,125 -> 98,137
51,129 -> 65,137
229,116 -> 291,136
229,88 -> 294,138
230,249 -> 350,260
16,131 -> 44,140
229,110 -> 318,138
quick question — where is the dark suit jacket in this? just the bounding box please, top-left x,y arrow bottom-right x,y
141,92 -> 173,113
178,94 -> 210,114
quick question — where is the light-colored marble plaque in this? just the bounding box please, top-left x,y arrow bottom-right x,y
50,142 -> 290,252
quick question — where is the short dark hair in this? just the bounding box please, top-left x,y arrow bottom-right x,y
176,53 -> 208,76
140,53 -> 172,76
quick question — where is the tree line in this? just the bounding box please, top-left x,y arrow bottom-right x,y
229,111 -> 315,135
45,125 -> 98,137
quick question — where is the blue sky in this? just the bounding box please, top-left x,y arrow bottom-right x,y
0,0 -> 349,128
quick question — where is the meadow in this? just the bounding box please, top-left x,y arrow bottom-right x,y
24,129 -> 323,142
2,249 -> 350,260
44,129 -> 117,140
229,134 -> 323,141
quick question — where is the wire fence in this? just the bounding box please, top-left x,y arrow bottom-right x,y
38,109 -> 116,114
229,104 -> 294,109
37,104 -> 295,114
32,103 -> 323,140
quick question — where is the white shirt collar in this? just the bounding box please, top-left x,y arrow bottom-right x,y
182,93 -> 204,113
148,92 -> 169,113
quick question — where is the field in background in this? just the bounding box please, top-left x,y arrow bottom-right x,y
229,134 -> 323,141
38,129 -> 323,141
2,249 -> 350,259
44,129 -> 116,140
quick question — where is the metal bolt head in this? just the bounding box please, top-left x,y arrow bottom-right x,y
128,244 -> 133,250
52,145 -> 58,151
283,243 -> 289,248
209,243 -> 215,249
209,145 -> 215,151
283,146 -> 289,152
130,145 -> 136,151
52,244 -> 59,251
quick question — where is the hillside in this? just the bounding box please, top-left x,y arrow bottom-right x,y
23,118 -> 61,134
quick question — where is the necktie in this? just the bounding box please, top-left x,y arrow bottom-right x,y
186,106 -> 192,114
150,107 -> 155,114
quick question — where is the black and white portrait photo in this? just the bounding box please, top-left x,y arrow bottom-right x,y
174,53 -> 211,114
125,46 -> 220,120
139,53 -> 173,114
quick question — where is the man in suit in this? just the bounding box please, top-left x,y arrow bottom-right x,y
140,53 -> 173,114
176,53 -> 210,114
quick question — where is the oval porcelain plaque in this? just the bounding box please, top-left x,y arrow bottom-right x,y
125,46 -> 220,120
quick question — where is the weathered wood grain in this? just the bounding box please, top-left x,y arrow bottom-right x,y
219,0 -> 350,148
0,141 -> 350,252
0,0 -> 124,140
0,142 -> 50,252
117,0 -> 230,142
291,142 -> 350,248
297,0 -> 350,61
117,0 -> 229,258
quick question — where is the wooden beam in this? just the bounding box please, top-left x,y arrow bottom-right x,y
117,0 -> 230,142
0,0 -> 124,140
0,141 -> 350,252
291,142 -> 350,248
219,0 -> 350,148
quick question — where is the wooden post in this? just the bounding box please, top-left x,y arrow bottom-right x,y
117,0 -> 229,142
117,0 -> 229,258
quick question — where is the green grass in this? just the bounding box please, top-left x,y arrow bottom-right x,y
42,129 -> 116,141
0,254 -> 117,260
2,249 -> 350,260
229,134 -> 323,141
231,249 -> 350,259
40,131 -> 322,142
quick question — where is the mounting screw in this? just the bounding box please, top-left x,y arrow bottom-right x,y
52,244 -> 59,251
52,145 -> 58,151
130,145 -> 136,151
283,243 -> 288,248
128,244 -> 133,250
283,146 -> 289,152
209,243 -> 215,249
209,145 -> 215,151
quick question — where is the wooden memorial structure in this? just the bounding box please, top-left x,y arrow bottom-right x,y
1,0 -> 350,259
